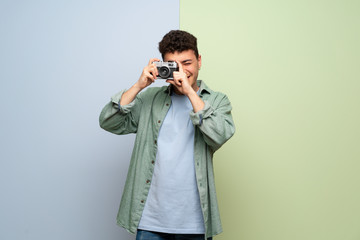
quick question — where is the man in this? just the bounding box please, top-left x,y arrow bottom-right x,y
99,30 -> 235,240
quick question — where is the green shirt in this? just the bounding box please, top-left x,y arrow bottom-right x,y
99,80 -> 235,238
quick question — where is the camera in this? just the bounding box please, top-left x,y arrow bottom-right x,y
154,61 -> 179,79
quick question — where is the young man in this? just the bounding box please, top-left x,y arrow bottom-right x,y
99,30 -> 235,240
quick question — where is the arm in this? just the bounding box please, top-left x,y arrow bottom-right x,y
190,94 -> 235,151
166,60 -> 235,150
186,89 -> 205,113
166,59 -> 205,112
120,58 -> 160,105
99,90 -> 142,135
99,58 -> 160,134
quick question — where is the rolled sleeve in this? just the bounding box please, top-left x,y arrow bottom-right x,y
110,90 -> 137,114
189,101 -> 213,126
190,95 -> 235,151
99,89 -> 142,135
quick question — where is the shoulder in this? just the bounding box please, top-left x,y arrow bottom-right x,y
199,80 -> 231,103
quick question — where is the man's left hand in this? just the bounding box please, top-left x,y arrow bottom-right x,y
166,60 -> 194,96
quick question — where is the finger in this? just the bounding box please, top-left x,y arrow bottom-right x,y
149,58 -> 161,65
166,79 -> 175,85
148,61 -> 159,78
173,76 -> 182,86
173,72 -> 184,83
152,64 -> 159,77
175,59 -> 183,72
149,65 -> 158,79
144,72 -> 155,82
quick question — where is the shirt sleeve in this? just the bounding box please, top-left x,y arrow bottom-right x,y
99,89 -> 142,135
189,94 -> 235,151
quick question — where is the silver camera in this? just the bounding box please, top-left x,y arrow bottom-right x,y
154,61 -> 179,79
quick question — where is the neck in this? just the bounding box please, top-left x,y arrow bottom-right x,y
172,83 -> 199,95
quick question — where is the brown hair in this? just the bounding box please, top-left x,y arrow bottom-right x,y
158,30 -> 199,60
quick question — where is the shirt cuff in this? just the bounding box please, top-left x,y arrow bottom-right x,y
111,90 -> 136,114
189,101 -> 213,126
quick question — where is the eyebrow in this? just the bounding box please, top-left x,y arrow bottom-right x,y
181,59 -> 192,63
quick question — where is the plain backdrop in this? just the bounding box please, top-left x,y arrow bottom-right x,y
0,1 -> 178,239
181,1 -> 360,240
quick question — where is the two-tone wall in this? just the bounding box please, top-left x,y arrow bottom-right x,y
1,1 -> 359,240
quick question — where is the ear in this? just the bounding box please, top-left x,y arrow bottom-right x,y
197,54 -> 202,69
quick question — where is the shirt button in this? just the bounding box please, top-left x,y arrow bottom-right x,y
166,103 -> 169,106
146,180 -> 150,184
154,140 -> 157,144
158,120 -> 161,123
151,160 -> 155,164
141,200 -> 144,203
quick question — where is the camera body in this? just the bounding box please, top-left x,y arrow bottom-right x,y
154,61 -> 179,79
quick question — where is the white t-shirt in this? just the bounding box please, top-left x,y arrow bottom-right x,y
138,92 -> 205,234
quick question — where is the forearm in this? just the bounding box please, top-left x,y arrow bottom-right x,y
99,89 -> 141,135
120,83 -> 143,106
186,90 -> 205,113
189,95 -> 235,151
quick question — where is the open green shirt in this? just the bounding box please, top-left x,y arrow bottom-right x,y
99,80 -> 235,239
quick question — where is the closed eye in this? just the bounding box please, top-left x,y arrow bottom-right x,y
181,59 -> 192,65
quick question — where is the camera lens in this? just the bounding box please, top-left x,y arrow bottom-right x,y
159,66 -> 170,78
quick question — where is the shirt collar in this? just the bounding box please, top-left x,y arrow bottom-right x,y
197,80 -> 211,96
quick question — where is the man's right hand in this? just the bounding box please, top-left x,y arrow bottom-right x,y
134,58 -> 160,90
120,58 -> 160,106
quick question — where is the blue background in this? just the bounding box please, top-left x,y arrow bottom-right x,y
0,1 -> 179,239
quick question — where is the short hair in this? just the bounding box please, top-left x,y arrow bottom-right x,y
158,30 -> 199,60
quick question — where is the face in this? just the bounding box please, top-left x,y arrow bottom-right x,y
164,50 -> 202,91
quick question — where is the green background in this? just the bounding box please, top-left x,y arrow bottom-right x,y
180,1 -> 360,240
